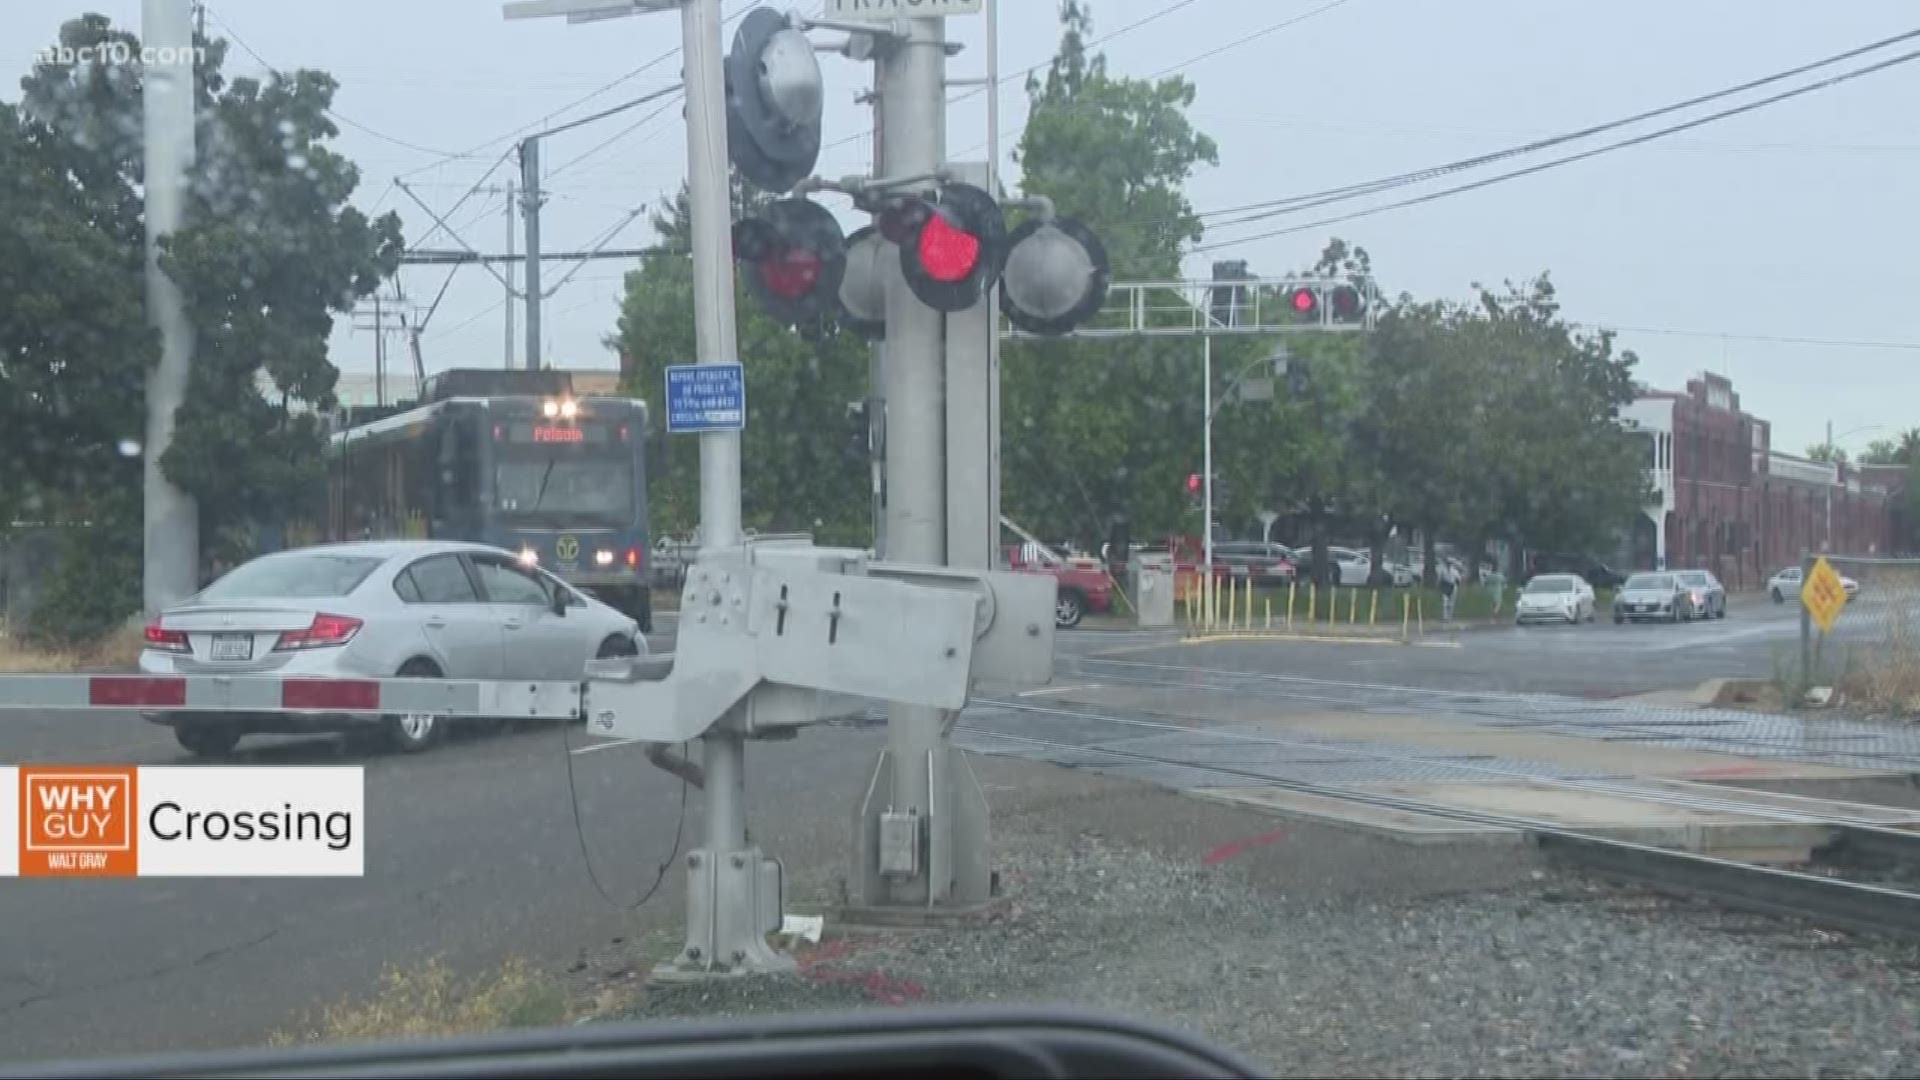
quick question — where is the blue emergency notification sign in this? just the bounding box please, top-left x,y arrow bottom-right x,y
665,362 -> 746,433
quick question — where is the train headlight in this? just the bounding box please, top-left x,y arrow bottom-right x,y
595,549 -> 615,566
541,400 -> 560,419
518,547 -> 539,566
559,399 -> 579,420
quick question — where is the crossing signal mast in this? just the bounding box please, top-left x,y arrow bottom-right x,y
722,8 -> 1110,337
722,3 -> 1112,922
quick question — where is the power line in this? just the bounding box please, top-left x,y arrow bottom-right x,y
944,0 -> 1360,163
1144,0 -> 1358,79
545,96 -> 685,181
199,6 -> 460,158
1178,24 -> 1920,232
394,0 -> 757,179
820,0 -> 1216,158
1186,44 -> 1920,256
1595,325 -> 1920,352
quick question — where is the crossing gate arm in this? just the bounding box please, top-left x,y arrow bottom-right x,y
0,675 -> 586,720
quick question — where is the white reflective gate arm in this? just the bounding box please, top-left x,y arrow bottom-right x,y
0,674 -> 586,720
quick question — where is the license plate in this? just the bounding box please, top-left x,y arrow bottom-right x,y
210,633 -> 253,661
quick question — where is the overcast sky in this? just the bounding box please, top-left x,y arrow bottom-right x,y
5,0 -> 1916,457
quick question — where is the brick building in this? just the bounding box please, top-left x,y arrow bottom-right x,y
1619,372 -> 1899,588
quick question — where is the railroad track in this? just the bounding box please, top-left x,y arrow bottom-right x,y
962,693 -> 1920,940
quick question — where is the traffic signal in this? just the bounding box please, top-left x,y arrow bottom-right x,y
1209,259 -> 1250,328
725,7 -> 824,193
894,182 -> 1006,313
1000,215 -> 1111,336
1186,472 -> 1203,509
1328,284 -> 1365,324
1281,282 -> 1368,326
733,197 -> 846,326
1283,285 -> 1319,322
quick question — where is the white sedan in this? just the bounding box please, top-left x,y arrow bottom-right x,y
1767,566 -> 1860,604
138,541 -> 645,756
1515,573 -> 1596,624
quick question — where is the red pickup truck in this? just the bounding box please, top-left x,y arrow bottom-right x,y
1002,543 -> 1116,629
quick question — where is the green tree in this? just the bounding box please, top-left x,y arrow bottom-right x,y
1002,0 -> 1219,545
0,98 -> 154,528
612,185 -> 869,545
1807,443 -> 1848,465
1461,275 -> 1647,578
10,15 -> 400,638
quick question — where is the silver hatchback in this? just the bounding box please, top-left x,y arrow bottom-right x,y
138,541 -> 645,756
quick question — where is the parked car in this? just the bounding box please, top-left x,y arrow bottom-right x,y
1515,573 -> 1595,625
1003,543 -> 1115,630
1211,541 -> 1296,586
1528,552 -> 1627,590
1612,571 -> 1694,624
1673,569 -> 1727,620
137,541 -> 646,756
1767,565 -> 1861,603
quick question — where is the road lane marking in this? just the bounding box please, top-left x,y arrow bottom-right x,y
1018,684 -> 1099,697
570,738 -> 645,756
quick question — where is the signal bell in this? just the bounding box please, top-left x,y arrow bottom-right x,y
732,197 -> 846,326
1000,215 -> 1110,337
725,7 -> 824,193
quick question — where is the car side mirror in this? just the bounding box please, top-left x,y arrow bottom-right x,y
550,589 -> 569,618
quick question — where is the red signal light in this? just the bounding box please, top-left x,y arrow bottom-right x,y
1329,284 -> 1364,320
1290,288 -> 1318,315
626,548 -> 641,569
760,247 -> 824,300
917,214 -> 982,284
1186,473 -> 1202,494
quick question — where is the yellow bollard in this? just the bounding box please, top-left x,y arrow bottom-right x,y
1287,581 -> 1297,630
1244,579 -> 1253,629
1265,597 -> 1272,630
1349,586 -> 1359,625
1417,595 -> 1425,637
1369,589 -> 1378,626
1402,592 -> 1410,638
1308,582 -> 1317,625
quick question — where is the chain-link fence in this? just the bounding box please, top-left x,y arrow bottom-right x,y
1796,555 -> 1920,713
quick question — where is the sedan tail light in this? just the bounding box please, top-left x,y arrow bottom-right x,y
143,619 -> 190,654
273,614 -> 364,652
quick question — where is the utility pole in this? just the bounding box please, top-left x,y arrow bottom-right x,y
373,294 -> 386,406
505,178 -> 517,368
519,138 -> 543,370
141,0 -> 200,608
1826,418 -> 1835,551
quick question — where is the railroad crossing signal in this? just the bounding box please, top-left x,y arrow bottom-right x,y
725,7 -> 825,192
1802,556 -> 1849,633
732,198 -> 847,326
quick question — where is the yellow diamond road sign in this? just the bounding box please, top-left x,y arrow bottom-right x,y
1802,556 -> 1849,633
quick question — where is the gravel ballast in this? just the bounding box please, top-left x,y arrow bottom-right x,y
613,761 -> 1920,1078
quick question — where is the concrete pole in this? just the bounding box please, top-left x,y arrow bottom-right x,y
505,179 -> 516,368
520,138 -> 543,370
142,0 -> 200,609
879,17 -> 948,904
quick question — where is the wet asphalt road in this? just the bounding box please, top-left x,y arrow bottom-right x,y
0,590 -> 1868,1064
